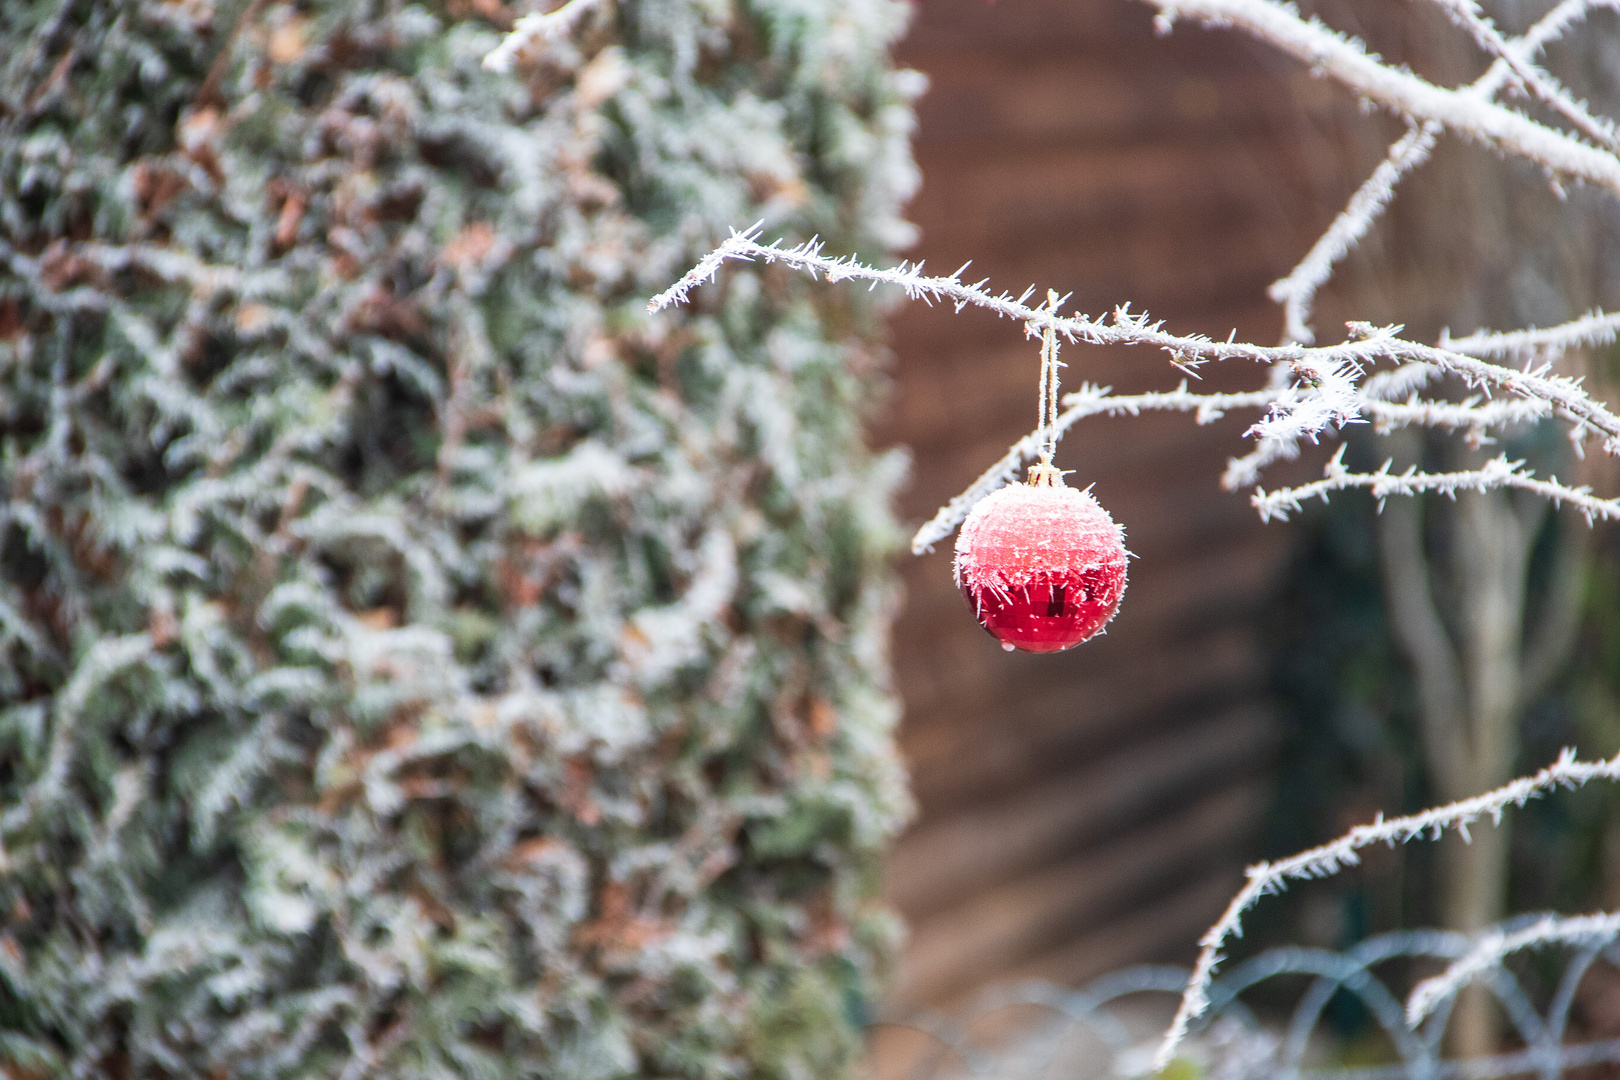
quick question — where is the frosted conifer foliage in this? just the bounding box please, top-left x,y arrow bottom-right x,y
0,0 -> 919,1076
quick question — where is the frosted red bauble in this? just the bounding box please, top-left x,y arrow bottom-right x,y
953,482 -> 1128,654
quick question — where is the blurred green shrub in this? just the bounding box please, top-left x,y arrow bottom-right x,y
0,0 -> 918,1075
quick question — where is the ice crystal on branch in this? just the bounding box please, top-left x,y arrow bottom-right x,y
653,233 -> 1620,550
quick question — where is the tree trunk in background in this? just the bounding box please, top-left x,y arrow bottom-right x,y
1439,826 -> 1513,1055
1378,437 -> 1586,1058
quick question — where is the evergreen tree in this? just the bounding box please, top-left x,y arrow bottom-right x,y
0,0 -> 918,1075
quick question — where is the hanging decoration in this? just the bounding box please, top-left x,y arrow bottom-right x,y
952,294 -> 1129,653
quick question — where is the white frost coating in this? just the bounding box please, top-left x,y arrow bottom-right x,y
1150,0 -> 1620,194
1445,309 -> 1620,359
1406,911 -> 1620,1026
482,0 -> 612,73
1426,0 -> 1620,154
1252,445 -> 1620,523
1256,0 -> 1620,342
1154,748 -> 1620,1070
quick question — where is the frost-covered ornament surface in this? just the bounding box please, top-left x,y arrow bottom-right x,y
954,466 -> 1127,653
949,294 -> 1127,653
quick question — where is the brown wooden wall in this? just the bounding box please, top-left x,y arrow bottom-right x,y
874,0 -> 1374,1012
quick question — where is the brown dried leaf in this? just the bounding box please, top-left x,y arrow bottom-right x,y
355,607 -> 400,631
267,15 -> 309,64
807,696 -> 838,739
442,222 -> 496,272
235,302 -> 273,334
557,757 -> 602,826
505,836 -> 563,869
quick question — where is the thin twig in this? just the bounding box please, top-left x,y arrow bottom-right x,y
1444,309 -> 1620,359
1252,446 -> 1620,523
1407,911 -> 1620,1025
1149,0 -> 1620,195
1154,748 -> 1620,1069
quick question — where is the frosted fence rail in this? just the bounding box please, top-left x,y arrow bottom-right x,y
877,923 -> 1620,1080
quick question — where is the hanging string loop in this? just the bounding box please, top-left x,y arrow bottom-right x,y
1029,290 -> 1066,487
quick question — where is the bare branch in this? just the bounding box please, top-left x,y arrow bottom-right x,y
1154,748 -> 1620,1069
1376,433 -> 1471,799
652,236 -> 1620,547
1423,0 -> 1620,154
1520,506 -> 1591,702
1445,309 -> 1620,359
651,235 -> 1620,448
1270,0 -> 1618,343
1407,910 -> 1620,1025
1149,0 -> 1620,194
1252,449 -> 1620,523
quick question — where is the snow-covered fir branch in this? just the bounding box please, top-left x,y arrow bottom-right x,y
1406,911 -> 1620,1025
482,0 -> 612,72
1153,749 -> 1620,1070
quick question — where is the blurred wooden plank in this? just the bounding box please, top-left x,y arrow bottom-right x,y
907,49 -> 1341,149
912,145 -> 1300,280
900,625 -> 1266,815
998,866 -> 1245,990
874,0 -> 1338,1012
887,703 -> 1278,917
890,783 -> 1268,1006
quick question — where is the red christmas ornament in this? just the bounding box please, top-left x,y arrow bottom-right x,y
953,471 -> 1128,654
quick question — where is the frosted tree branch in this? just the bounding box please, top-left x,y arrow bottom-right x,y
1251,445 -> 1620,523
651,232 -> 1620,552
1153,748 -> 1620,1069
1406,911 -> 1620,1025
1444,308 -> 1620,359
1423,0 -> 1620,154
482,0 -> 612,73
1151,0 -> 1620,192
1266,0 -> 1602,343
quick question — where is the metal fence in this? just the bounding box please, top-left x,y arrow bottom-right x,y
877,923 -> 1620,1080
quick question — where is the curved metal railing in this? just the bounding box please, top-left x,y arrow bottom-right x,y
876,919 -> 1620,1080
